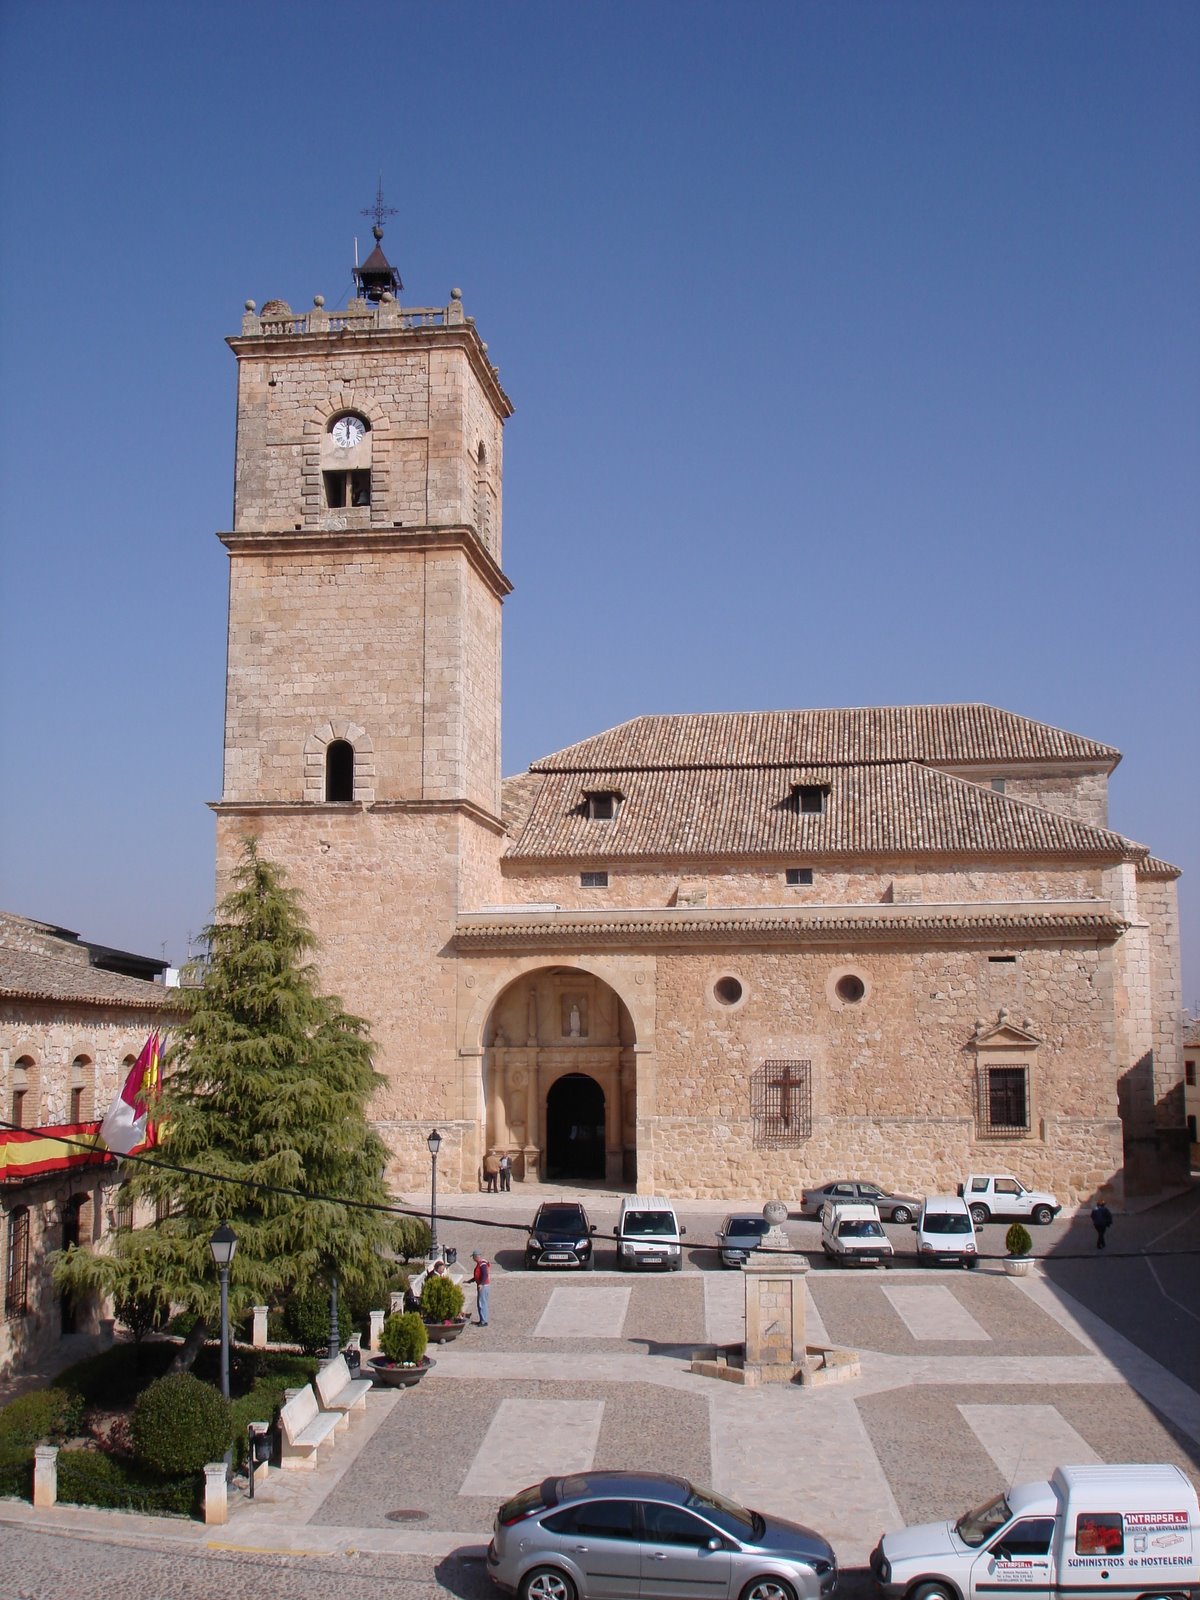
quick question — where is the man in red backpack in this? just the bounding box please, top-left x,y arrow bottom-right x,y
472,1249 -> 491,1325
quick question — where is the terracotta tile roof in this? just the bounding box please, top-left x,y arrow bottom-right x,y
455,905 -> 1129,951
0,947 -> 174,1011
530,705 -> 1120,773
504,761 -> 1137,862
1136,855 -> 1182,879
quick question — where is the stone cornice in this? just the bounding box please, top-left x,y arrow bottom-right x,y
210,797 -> 506,834
218,524 -> 512,601
453,902 -> 1129,952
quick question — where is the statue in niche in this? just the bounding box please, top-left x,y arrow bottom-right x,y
562,997 -> 588,1038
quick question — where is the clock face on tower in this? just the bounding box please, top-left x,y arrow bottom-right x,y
331,415 -> 367,448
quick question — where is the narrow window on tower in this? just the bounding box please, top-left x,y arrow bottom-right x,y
325,740 -> 354,802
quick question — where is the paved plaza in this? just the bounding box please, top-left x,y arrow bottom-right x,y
1,1190 -> 1198,1599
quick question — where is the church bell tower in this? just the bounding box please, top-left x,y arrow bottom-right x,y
213,213 -> 514,1187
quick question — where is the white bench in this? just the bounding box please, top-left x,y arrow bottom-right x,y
314,1353 -> 374,1428
279,1383 -> 341,1471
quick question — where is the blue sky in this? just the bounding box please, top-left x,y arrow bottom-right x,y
1,1 -> 1197,1001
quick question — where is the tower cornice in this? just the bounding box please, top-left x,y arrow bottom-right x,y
217,524 -> 513,600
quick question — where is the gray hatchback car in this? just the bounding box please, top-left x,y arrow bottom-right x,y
488,1469 -> 837,1600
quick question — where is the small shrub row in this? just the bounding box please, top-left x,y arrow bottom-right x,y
57,1448 -> 200,1517
0,1441 -> 34,1500
0,1387 -> 82,1448
56,1343 -> 175,1407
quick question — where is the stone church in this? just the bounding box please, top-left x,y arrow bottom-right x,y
213,223 -> 1185,1205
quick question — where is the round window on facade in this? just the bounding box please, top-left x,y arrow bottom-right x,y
714,976 -> 743,1006
835,974 -> 866,1004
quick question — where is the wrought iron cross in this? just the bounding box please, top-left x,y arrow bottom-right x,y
362,177 -> 398,233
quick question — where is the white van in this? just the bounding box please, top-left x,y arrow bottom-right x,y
616,1196 -> 685,1271
914,1194 -> 979,1268
820,1201 -> 893,1267
872,1463 -> 1200,1600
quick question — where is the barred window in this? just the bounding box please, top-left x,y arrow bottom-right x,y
113,1186 -> 134,1232
5,1206 -> 30,1318
752,1060 -> 812,1147
979,1065 -> 1030,1136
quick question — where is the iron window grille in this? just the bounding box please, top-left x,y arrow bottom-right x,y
5,1206 -> 30,1318
978,1065 -> 1031,1137
752,1060 -> 812,1147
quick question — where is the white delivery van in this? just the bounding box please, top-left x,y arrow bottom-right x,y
871,1463 -> 1200,1600
820,1201 -> 894,1267
616,1196 -> 685,1271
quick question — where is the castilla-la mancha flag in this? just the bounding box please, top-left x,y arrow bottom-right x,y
100,1032 -> 162,1156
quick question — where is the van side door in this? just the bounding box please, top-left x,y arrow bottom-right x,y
971,1516 -> 1056,1600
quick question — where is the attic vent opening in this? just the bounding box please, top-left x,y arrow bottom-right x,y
793,784 -> 828,815
583,789 -> 622,821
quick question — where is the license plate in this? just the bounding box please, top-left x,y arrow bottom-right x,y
642,1255 -> 663,1266
546,1252 -> 570,1261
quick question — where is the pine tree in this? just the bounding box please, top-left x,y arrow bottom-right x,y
56,839 -> 401,1365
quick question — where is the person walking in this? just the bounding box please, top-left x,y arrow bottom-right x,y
472,1249 -> 491,1325
1090,1200 -> 1113,1250
498,1151 -> 512,1192
483,1149 -> 500,1192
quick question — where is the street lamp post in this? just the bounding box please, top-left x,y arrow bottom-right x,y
208,1223 -> 238,1471
327,1269 -> 340,1362
427,1128 -> 442,1260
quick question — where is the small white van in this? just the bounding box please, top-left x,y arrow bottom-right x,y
914,1195 -> 979,1268
872,1462 -> 1200,1600
820,1201 -> 893,1267
616,1196 -> 685,1272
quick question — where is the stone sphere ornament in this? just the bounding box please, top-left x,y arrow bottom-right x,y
763,1200 -> 788,1225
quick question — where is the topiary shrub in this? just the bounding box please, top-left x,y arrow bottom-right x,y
379,1311 -> 427,1366
281,1281 -> 351,1356
1005,1222 -> 1033,1257
132,1373 -> 233,1476
0,1386 -> 82,1447
420,1273 -> 464,1323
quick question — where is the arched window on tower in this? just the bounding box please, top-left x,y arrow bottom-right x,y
325,739 -> 355,802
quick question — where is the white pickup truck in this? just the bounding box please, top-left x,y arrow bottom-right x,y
871,1462 -> 1199,1600
958,1173 -> 1061,1226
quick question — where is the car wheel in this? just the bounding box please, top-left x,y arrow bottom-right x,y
739,1577 -> 798,1600
1032,1205 -> 1054,1226
965,1256 -> 979,1270
911,1582 -> 959,1600
524,1254 -> 536,1271
891,1205 -> 913,1224
520,1568 -> 577,1600
969,1204 -> 990,1226
672,1256 -> 683,1272
584,1253 -> 595,1271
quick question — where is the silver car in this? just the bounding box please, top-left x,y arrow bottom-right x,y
487,1469 -> 837,1600
716,1213 -> 771,1268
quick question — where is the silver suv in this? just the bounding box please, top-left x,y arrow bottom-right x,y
488,1470 -> 837,1600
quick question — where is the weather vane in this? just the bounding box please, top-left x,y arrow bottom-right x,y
362,177 -> 399,235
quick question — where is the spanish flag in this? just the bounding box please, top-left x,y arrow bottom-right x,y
100,1032 -> 162,1156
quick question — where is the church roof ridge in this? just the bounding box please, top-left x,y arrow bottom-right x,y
528,704 -> 1121,774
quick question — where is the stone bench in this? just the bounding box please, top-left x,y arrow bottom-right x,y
314,1353 -> 374,1428
279,1383 -> 341,1471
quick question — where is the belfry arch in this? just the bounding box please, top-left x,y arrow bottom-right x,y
482,966 -> 638,1185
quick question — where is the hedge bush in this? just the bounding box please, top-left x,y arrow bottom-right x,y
0,1387 -> 82,1447
227,1353 -> 317,1469
57,1342 -> 175,1407
132,1373 -> 233,1476
380,1311 -> 427,1365
420,1273 -> 464,1323
0,1441 -> 34,1499
1005,1222 -> 1033,1257
57,1448 -> 199,1517
281,1282 -> 352,1356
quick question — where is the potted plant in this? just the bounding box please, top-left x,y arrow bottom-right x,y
1003,1221 -> 1034,1276
369,1312 -> 434,1386
420,1273 -> 468,1342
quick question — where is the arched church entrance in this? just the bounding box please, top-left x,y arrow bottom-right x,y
482,966 -> 638,1186
545,1074 -> 606,1180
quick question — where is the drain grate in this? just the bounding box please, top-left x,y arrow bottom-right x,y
385,1508 -> 430,1523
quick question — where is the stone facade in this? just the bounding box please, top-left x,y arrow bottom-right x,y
213,239 -> 1186,1205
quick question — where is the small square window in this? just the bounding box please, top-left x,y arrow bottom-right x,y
793,784 -> 828,815
581,871 -> 608,888
583,789 -> 621,821
785,868 -> 814,887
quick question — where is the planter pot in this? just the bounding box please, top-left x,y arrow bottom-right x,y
369,1356 -> 436,1387
1003,1256 -> 1034,1277
423,1320 -> 466,1344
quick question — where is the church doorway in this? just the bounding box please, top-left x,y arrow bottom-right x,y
545,1074 -> 606,1180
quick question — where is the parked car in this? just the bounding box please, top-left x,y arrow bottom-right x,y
820,1201 -> 893,1267
488,1469 -> 838,1600
801,1179 -> 920,1224
913,1195 -> 979,1267
959,1173 -> 1061,1226
616,1197 -> 685,1272
525,1202 -> 597,1270
715,1213 -> 771,1268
